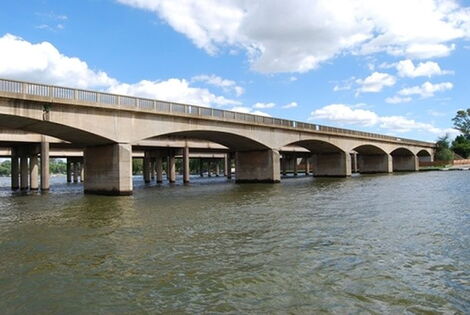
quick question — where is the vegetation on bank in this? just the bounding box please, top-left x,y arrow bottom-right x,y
0,159 -> 67,176
435,108 -> 470,161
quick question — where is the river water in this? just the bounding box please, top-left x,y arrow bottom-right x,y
0,171 -> 468,314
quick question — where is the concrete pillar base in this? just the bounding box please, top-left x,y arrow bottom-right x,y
358,154 -> 393,174
312,152 -> 352,177
393,155 -> 419,172
235,149 -> 280,183
84,143 -> 133,196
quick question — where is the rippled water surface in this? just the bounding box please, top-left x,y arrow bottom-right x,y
0,172 -> 469,313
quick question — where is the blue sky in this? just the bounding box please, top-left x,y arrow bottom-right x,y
1,0 -> 469,141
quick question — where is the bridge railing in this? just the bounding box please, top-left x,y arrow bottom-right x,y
0,78 -> 434,146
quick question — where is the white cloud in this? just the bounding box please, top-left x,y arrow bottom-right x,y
385,96 -> 412,104
310,103 -> 456,136
117,0 -> 470,73
108,79 -> 240,107
396,59 -> 452,78
282,102 -> 298,109
398,81 -> 453,98
191,74 -> 244,96
0,34 -> 240,107
356,72 -> 396,93
252,102 -> 275,109
230,106 -> 271,117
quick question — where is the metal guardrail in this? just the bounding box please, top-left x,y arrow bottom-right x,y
0,78 -> 434,146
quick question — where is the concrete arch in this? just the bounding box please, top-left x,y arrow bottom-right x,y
390,147 -> 418,172
417,149 -> 433,162
0,113 -> 114,145
352,144 -> 391,174
283,139 -> 351,177
145,130 -> 269,151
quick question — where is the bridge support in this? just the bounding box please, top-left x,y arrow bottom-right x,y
29,155 -> 39,190
312,152 -> 351,177
156,156 -> 163,183
84,143 -> 132,196
143,151 -> 151,183
358,154 -> 392,174
168,151 -> 176,183
293,155 -> 298,176
40,141 -> 50,190
183,146 -> 190,183
393,155 -> 419,172
235,149 -> 280,183
20,157 -> 29,190
11,147 -> 19,190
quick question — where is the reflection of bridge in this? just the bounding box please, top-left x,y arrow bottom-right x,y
0,78 -> 435,195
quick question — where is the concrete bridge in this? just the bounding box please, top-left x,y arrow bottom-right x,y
0,78 -> 435,195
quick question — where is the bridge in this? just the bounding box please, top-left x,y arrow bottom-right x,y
0,78 -> 435,195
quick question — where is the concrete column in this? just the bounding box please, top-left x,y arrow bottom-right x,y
293,155 -> 298,176
156,156 -> 163,183
66,159 -> 72,183
29,155 -> 39,190
150,159 -> 156,181
312,152 -> 352,177
215,161 -> 220,177
73,162 -> 79,183
199,159 -> 204,177
40,141 -> 49,190
351,153 -> 358,173
208,160 -> 212,177
20,156 -> 29,190
227,154 -> 233,179
224,155 -> 228,177
358,154 -> 393,174
168,151 -> 176,183
84,143 -> 133,195
235,149 -> 281,183
80,162 -> 85,182
281,156 -> 287,176
305,157 -> 310,175
143,152 -> 151,183
11,147 -> 19,190
183,146 -> 190,184
393,155 -> 419,172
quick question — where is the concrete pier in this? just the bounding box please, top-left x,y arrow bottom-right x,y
29,155 -> 39,190
84,143 -> 133,196
11,147 -> 19,190
358,154 -> 393,174
40,141 -> 49,190
183,146 -> 190,184
227,154 -> 233,179
20,157 -> 28,190
312,152 -> 351,177
156,156 -> 163,183
392,154 -> 419,172
235,149 -> 280,183
293,155 -> 298,176
143,152 -> 151,183
66,159 -> 72,183
168,151 -> 176,183
73,162 -> 79,183
305,157 -> 310,175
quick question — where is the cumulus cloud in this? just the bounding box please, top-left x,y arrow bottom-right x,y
385,96 -> 412,104
282,102 -> 298,109
396,59 -> 452,78
117,0 -> 470,73
356,72 -> 396,93
252,102 -> 275,109
191,74 -> 244,96
230,106 -> 271,117
398,81 -> 453,98
310,103 -> 456,136
0,34 -> 241,107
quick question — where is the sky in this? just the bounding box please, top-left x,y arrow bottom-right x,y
1,0 -> 469,142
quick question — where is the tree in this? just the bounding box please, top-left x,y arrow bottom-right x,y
452,135 -> 470,158
435,134 -> 454,161
0,160 -> 11,176
452,108 -> 470,138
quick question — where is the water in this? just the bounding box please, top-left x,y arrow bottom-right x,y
0,172 -> 469,314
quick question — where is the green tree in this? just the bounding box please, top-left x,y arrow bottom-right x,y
452,108 -> 470,138
49,159 -> 67,174
0,160 -> 11,176
435,134 -> 454,161
132,158 -> 143,175
452,135 -> 470,158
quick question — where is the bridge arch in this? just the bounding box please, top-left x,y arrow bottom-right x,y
144,130 -> 270,151
282,139 -> 351,177
390,147 -> 419,172
417,149 -> 433,162
352,144 -> 392,174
